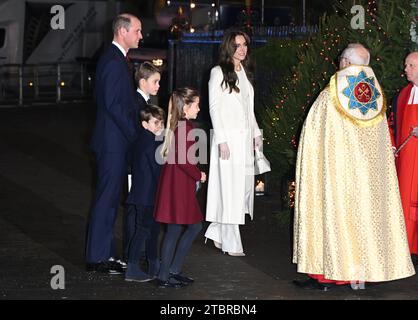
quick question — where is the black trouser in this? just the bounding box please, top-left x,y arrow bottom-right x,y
126,205 -> 160,264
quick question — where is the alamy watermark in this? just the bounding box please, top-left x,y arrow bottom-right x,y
153,126 -> 264,171
50,265 -> 65,290
350,5 -> 365,30
50,5 -> 65,30
349,265 -> 366,290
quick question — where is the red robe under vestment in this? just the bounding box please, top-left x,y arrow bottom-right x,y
393,83 -> 418,254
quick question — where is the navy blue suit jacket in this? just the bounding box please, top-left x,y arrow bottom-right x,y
126,129 -> 163,206
90,44 -> 138,154
127,92 -> 149,168
136,91 -> 148,114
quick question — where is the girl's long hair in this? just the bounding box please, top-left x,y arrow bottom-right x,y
160,87 -> 200,158
218,30 -> 253,93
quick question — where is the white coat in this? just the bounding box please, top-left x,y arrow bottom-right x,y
205,65 -> 261,225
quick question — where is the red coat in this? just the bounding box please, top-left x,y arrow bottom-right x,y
154,120 -> 203,224
394,83 -> 418,254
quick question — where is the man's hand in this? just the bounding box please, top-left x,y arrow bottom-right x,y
412,126 -> 418,137
219,142 -> 230,160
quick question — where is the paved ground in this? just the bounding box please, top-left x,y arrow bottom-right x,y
1,102 -> 418,303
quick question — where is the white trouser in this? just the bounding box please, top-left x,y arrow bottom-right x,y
204,223 -> 244,254
244,174 -> 253,213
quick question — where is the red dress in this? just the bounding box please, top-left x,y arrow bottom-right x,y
154,120 -> 203,225
394,83 -> 418,254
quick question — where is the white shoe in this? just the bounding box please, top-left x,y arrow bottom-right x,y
205,237 -> 222,250
213,240 -> 222,249
227,252 -> 246,257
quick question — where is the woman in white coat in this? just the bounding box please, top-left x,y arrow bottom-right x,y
205,30 -> 262,256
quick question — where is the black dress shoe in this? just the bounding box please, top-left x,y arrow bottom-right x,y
292,278 -> 334,291
169,273 -> 194,284
155,278 -> 186,288
86,261 -> 124,275
108,257 -> 127,270
411,254 -> 418,266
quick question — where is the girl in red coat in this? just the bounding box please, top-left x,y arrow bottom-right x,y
154,87 -> 207,288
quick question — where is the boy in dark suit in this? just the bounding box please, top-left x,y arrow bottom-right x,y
135,61 -> 161,111
125,62 -> 162,259
125,105 -> 165,282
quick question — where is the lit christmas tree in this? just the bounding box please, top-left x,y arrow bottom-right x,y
259,0 -> 416,201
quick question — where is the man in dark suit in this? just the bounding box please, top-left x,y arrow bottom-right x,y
86,13 -> 143,274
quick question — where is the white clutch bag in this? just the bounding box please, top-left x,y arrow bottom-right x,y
254,148 -> 271,175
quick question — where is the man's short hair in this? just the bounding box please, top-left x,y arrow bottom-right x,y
340,43 -> 370,65
135,62 -> 161,84
112,14 -> 133,35
140,105 -> 165,122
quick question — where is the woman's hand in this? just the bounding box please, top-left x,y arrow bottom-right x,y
218,142 -> 230,160
254,135 -> 263,149
200,172 -> 207,183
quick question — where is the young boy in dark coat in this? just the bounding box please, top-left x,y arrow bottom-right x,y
125,105 -> 165,282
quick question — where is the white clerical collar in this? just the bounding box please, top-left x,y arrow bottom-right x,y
408,85 -> 418,105
137,89 -> 150,102
112,41 -> 127,57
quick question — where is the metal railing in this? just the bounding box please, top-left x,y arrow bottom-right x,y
180,25 -> 319,39
0,62 -> 95,106
168,25 -> 318,93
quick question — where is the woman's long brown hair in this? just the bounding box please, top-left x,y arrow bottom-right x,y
218,30 -> 253,94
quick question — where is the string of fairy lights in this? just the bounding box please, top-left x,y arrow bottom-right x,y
166,0 -> 218,33
165,0 -> 412,205
263,0 -> 403,207
268,0 -> 388,146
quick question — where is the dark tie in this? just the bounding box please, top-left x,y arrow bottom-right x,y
146,99 -> 151,105
125,55 -> 133,73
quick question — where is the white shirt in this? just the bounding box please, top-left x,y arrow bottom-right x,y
408,85 -> 418,105
137,89 -> 150,102
236,68 -> 249,102
236,68 -> 250,126
112,41 -> 127,57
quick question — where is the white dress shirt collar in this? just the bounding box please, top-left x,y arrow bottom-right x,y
408,85 -> 418,105
137,89 -> 150,102
112,41 -> 127,57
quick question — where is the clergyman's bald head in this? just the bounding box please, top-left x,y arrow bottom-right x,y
340,43 -> 370,68
406,51 -> 418,63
